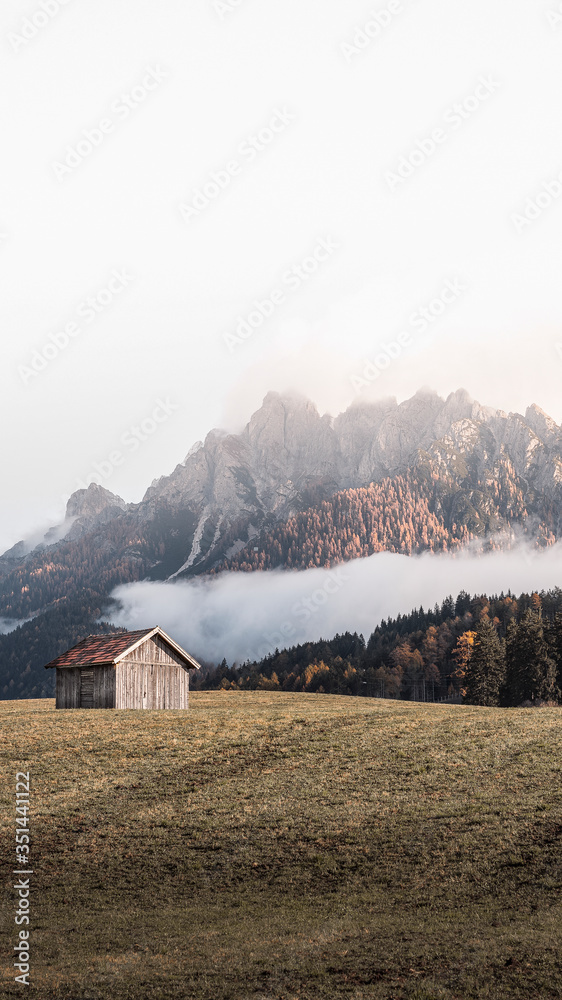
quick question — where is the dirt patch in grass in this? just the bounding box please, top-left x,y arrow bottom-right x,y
1,693 -> 561,998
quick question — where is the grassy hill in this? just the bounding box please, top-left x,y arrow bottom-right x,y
1,693 -> 561,999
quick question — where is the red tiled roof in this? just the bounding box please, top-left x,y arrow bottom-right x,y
44,629 -> 156,669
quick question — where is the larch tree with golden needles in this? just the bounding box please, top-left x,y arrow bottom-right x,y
451,630 -> 476,696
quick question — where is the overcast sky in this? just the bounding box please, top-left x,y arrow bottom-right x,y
1,0 -> 562,552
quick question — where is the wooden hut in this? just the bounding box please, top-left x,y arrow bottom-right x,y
44,627 -> 201,710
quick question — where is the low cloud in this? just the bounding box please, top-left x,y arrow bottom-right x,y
0,617 -> 29,635
108,544 -> 562,665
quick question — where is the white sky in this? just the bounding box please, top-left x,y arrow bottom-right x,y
1,0 -> 562,552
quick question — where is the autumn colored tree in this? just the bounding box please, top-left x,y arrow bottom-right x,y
257,671 -> 280,690
391,643 -> 424,700
451,630 -> 476,696
530,592 -> 542,612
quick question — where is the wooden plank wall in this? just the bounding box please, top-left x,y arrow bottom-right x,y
56,665 -> 116,709
125,635 -> 189,668
92,665 -> 116,709
116,657 -> 190,710
56,668 -> 81,709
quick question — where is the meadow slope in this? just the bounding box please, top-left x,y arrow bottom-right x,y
1,693 -> 561,999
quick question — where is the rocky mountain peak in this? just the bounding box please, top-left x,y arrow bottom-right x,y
245,392 -> 329,470
65,483 -> 126,521
64,484 -> 128,541
525,404 -> 560,446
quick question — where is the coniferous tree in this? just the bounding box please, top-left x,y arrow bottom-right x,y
455,590 -> 472,617
504,610 -> 558,705
545,612 -> 562,692
503,620 -> 521,706
464,617 -> 505,706
441,595 -> 456,620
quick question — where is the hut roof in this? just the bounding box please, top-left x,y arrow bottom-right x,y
44,627 -> 201,670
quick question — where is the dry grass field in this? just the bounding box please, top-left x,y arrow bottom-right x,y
1,692 -> 561,999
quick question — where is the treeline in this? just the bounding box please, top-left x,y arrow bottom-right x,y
196,587 -> 562,707
0,590 -> 124,700
219,464 -> 555,574
0,523 -> 148,619
0,506 -> 199,619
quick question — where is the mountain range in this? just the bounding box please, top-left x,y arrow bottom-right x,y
1,387 -> 561,698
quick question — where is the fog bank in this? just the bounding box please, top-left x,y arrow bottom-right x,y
108,544 -> 562,665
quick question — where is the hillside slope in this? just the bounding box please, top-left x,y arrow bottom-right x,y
1,387 -> 561,697
221,462 -> 556,573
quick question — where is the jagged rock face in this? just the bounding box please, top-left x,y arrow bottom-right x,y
246,391 -> 340,487
63,484 -> 128,541
2,388 -> 562,582
367,390 -> 454,474
525,404 -> 561,448
65,483 -> 127,522
145,389 -> 444,517
132,387 -> 562,574
143,386 -> 562,510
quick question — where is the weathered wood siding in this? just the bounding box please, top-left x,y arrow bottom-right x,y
92,666 -> 116,709
115,635 -> 191,709
116,647 -> 190,710
56,665 -> 116,709
124,635 -> 188,668
56,667 -> 81,709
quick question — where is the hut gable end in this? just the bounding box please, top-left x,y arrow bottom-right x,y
119,634 -> 190,669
